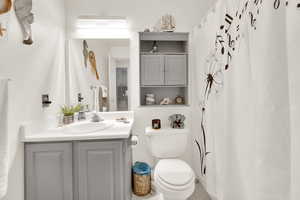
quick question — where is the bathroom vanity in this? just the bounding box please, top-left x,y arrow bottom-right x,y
22,112 -> 134,200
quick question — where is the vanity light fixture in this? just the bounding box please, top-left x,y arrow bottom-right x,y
75,16 -> 130,39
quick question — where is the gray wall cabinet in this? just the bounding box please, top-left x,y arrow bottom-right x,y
139,32 -> 189,106
25,139 -> 132,200
141,54 -> 187,86
165,55 -> 187,86
25,143 -> 73,200
141,55 -> 165,86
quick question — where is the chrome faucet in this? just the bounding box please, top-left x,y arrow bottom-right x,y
77,93 -> 87,121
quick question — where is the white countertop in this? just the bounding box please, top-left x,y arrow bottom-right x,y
21,111 -> 134,143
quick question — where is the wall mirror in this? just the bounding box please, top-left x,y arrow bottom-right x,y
66,38 -> 130,112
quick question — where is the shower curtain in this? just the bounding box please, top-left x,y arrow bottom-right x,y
192,0 -> 300,200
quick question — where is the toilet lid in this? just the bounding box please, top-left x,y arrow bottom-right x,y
156,159 -> 194,186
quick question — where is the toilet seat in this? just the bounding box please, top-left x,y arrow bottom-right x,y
154,159 -> 194,189
155,159 -> 194,185
154,159 -> 195,200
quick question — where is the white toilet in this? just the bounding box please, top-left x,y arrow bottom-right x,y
145,127 -> 195,200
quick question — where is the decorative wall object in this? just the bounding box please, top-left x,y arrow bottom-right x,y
145,93 -> 155,105
150,41 -> 158,53
88,51 -> 100,80
160,97 -> 172,105
153,14 -> 176,32
0,18 -> 8,39
81,40 -> 102,81
0,22 -> 6,38
169,114 -> 185,129
0,0 -> 12,39
152,119 -> 161,129
0,0 -> 12,14
14,0 -> 34,45
174,96 -> 184,104
83,40 -> 89,68
160,14 -> 176,32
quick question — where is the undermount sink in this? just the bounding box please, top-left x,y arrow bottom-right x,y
63,121 -> 114,134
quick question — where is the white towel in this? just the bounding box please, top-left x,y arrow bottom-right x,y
0,79 -> 9,199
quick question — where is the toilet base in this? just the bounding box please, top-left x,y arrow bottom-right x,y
153,159 -> 195,200
155,179 -> 195,200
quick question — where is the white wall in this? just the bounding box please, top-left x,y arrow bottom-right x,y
0,0 -> 66,199
65,0 -> 215,170
0,1 -> 215,199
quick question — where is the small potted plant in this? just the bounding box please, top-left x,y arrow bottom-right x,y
61,104 -> 82,125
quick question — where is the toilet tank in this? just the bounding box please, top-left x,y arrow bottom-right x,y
145,127 -> 189,158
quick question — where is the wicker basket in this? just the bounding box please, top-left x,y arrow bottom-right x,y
133,173 -> 151,196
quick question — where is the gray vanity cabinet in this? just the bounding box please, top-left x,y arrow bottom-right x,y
165,55 -> 187,86
141,55 -> 165,86
74,141 -> 123,200
25,140 -> 132,200
25,143 -> 73,200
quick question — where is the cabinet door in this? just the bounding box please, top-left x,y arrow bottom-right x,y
123,139 -> 132,200
75,141 -> 123,200
25,143 -> 73,200
165,55 -> 187,85
141,55 -> 165,85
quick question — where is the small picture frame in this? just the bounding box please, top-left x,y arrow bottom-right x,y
169,114 -> 185,129
152,119 -> 161,129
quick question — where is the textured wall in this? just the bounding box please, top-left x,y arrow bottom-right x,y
0,0 -> 66,199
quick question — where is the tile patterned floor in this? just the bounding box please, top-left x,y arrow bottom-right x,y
132,182 -> 211,200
